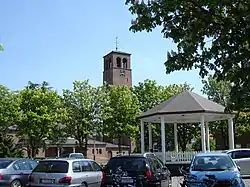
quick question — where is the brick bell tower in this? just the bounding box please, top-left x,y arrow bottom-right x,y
103,50 -> 132,87
102,49 -> 135,151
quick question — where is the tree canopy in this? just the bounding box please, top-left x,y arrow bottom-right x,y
104,85 -> 140,152
202,75 -> 250,148
17,82 -> 67,157
63,80 -> 108,156
126,0 -> 250,111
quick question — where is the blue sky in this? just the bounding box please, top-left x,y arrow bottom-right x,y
0,0 -> 204,95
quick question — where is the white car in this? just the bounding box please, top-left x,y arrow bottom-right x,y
223,148 -> 250,177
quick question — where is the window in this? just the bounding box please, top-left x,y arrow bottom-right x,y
122,58 -> 128,68
92,149 -> 94,154
192,155 -> 235,171
80,161 -> 93,172
33,161 -> 69,173
232,150 -> 250,159
116,57 -> 121,68
105,60 -> 109,70
90,161 -> 102,171
99,149 -> 102,154
106,157 -> 146,173
28,160 -> 38,169
72,161 -> 81,172
0,160 -> 13,169
96,149 -> 98,154
109,58 -> 112,68
13,160 -> 32,170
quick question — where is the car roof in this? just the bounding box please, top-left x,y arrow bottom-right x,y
39,158 -> 94,162
0,158 -> 30,161
224,148 -> 250,153
115,152 -> 155,157
195,152 -> 229,157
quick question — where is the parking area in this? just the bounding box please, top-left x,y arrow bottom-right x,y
172,177 -> 250,187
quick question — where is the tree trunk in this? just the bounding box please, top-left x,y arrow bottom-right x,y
118,136 -> 122,153
27,146 -> 31,158
31,147 -> 37,158
83,138 -> 88,157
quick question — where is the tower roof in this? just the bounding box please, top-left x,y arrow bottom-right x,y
103,51 -> 131,58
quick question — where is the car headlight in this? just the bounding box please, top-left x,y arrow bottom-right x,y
232,177 -> 242,186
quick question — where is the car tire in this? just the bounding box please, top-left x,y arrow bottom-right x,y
11,180 -> 22,187
80,182 -> 87,187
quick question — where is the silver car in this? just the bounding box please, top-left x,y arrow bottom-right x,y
28,158 -> 103,187
0,158 -> 38,187
223,148 -> 250,177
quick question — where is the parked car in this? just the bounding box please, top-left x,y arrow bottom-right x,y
185,152 -> 245,187
0,158 -> 38,187
57,153 -> 84,159
28,158 -> 103,187
223,148 -> 250,177
102,153 -> 172,187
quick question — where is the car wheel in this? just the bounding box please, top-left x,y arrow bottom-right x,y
81,182 -> 87,187
11,180 -> 22,187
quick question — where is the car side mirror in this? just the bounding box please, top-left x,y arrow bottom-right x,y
237,166 -> 241,171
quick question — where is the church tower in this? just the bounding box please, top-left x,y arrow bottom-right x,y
102,50 -> 135,150
103,51 -> 132,87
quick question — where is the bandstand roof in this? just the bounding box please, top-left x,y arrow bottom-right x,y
138,90 -> 236,123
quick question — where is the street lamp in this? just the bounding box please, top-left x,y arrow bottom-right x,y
93,129 -> 97,160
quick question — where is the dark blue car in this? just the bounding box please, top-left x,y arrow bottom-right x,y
186,152 -> 245,187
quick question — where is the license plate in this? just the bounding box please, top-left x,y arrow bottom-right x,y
121,177 -> 133,184
40,179 -> 54,184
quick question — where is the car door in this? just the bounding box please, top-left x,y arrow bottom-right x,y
89,161 -> 103,187
12,159 -> 33,185
231,150 -> 250,176
148,156 -> 168,187
152,157 -> 169,187
80,160 -> 96,187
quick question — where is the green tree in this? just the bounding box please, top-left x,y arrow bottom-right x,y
126,0 -> 250,111
202,75 -> 250,148
0,85 -> 19,130
0,44 -> 3,51
63,80 -> 107,156
0,134 -> 24,158
0,85 -> 22,157
17,82 -> 67,158
192,136 -> 216,152
104,85 -> 140,153
202,75 -> 231,148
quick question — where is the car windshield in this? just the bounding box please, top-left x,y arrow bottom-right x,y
69,153 -> 84,158
191,155 -> 235,171
106,157 -> 146,173
0,160 -> 13,169
33,160 -> 69,173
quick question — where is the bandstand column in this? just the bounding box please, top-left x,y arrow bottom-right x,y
161,116 -> 166,163
200,115 -> 206,152
148,122 -> 153,150
174,123 -> 178,152
205,122 -> 210,152
228,117 -> 235,149
140,120 -> 145,154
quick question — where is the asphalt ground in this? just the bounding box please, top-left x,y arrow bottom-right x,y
172,177 -> 250,187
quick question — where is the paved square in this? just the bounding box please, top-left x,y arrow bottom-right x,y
172,177 -> 250,186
